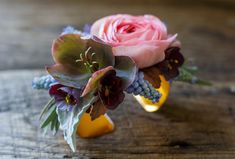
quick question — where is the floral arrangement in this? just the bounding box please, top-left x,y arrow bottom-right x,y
33,14 -> 208,152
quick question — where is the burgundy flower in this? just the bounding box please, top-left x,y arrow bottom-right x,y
98,70 -> 125,110
49,84 -> 81,111
157,47 -> 184,80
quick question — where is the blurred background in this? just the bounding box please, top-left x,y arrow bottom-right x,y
0,0 -> 234,81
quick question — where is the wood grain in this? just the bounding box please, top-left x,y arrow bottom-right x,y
0,70 -> 235,159
0,0 -> 235,158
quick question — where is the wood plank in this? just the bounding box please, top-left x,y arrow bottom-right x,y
0,70 -> 234,158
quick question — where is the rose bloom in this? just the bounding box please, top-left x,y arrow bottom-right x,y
91,14 -> 179,68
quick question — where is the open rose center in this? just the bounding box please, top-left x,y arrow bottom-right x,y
117,24 -> 137,34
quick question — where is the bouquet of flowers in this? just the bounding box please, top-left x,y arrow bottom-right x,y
33,14 -> 208,152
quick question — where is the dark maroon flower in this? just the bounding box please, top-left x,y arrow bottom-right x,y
157,47 -> 184,80
98,70 -> 125,110
49,84 -> 81,111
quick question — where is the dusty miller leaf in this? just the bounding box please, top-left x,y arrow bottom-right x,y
56,92 -> 96,152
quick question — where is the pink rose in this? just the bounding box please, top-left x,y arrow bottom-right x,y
91,14 -> 178,68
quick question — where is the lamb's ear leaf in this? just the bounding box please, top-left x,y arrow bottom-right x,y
56,92 -> 96,152
114,56 -> 137,89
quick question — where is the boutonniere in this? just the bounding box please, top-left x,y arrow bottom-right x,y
33,14 -> 210,152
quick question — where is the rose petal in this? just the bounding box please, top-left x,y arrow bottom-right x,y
113,34 -> 177,68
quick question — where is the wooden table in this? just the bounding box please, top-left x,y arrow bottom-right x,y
0,0 -> 234,158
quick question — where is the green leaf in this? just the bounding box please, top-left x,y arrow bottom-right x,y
40,103 -> 60,135
195,79 -> 212,86
42,120 -> 59,136
56,91 -> 97,152
51,115 -> 57,131
52,119 -> 60,135
177,67 -> 212,86
40,104 -> 57,129
42,124 -> 50,135
39,98 -> 56,120
183,65 -> 198,74
55,119 -> 60,133
81,66 -> 114,97
114,56 -> 137,89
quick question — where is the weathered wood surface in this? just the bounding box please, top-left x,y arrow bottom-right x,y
0,0 -> 235,158
0,70 -> 235,159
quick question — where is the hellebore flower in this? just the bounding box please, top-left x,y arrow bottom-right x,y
98,70 -> 125,110
47,32 -> 137,95
49,84 -> 81,111
157,47 -> 184,80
